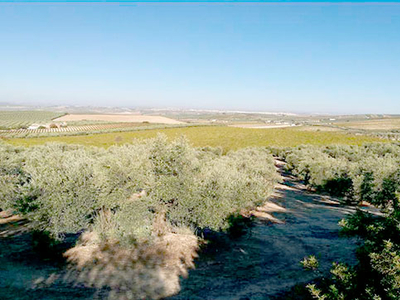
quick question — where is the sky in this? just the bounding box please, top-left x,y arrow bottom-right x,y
0,3 -> 399,114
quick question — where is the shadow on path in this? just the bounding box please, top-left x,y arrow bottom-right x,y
168,160 -> 363,300
0,160 -> 372,300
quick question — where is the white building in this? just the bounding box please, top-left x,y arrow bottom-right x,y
28,124 -> 41,130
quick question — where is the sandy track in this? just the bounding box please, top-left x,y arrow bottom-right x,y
54,114 -> 184,124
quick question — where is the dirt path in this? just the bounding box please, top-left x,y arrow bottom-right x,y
0,216 -> 99,300
168,160 -> 363,300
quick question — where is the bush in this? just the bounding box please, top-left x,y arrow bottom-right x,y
0,136 -> 277,241
278,143 -> 400,204
286,143 -> 400,300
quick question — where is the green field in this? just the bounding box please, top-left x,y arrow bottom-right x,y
0,111 -> 65,129
7,126 -> 386,151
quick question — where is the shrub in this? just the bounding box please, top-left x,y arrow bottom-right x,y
279,143 -> 400,204
0,136 -> 277,240
287,143 -> 400,300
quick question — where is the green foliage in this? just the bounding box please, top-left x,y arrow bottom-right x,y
370,241 -> 400,295
0,136 -> 277,242
306,284 -> 328,300
301,255 -> 320,271
289,143 -> 400,300
2,122 -> 193,139
7,126 -> 383,151
280,143 -> 400,204
0,110 -> 65,129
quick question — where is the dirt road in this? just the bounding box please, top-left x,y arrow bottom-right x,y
168,161 -> 361,300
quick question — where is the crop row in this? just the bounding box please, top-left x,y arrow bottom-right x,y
7,126 -> 384,150
0,111 -> 65,129
276,143 -> 400,300
0,136 -> 278,298
275,143 -> 400,204
0,122 -> 148,136
1,135 -> 278,238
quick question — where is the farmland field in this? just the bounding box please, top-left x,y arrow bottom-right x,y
335,117 -> 400,130
2,3 -> 399,299
0,112 -> 188,138
0,111 -> 65,129
0,122 -> 185,138
54,113 -> 184,124
7,126 -> 385,150
229,123 -> 294,129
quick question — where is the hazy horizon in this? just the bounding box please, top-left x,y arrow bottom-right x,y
1,3 -> 399,114
3,100 -> 400,117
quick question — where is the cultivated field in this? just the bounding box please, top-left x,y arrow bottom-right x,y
1,126 -> 398,300
229,123 -> 295,129
335,117 -> 400,130
0,111 -> 65,129
292,125 -> 343,132
1,109 -> 398,300
0,122 -> 184,138
0,111 -> 187,138
7,126 -> 385,150
54,114 -> 184,124
1,138 -> 278,299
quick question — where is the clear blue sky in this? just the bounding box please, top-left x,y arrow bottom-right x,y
0,3 -> 399,114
